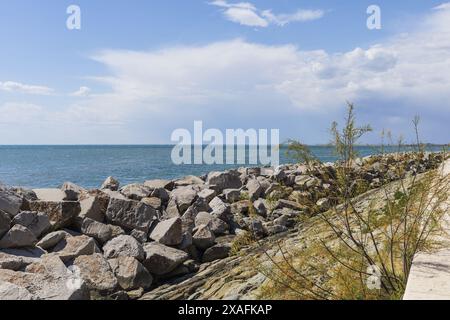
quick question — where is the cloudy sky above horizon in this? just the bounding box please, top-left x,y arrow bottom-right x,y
0,0 -> 449,145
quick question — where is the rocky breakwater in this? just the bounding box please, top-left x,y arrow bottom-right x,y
0,152 -> 445,300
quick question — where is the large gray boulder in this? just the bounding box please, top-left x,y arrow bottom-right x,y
0,255 -> 88,300
108,256 -> 153,290
0,190 -> 22,216
0,211 -> 11,239
144,179 -> 173,191
202,243 -> 231,263
209,197 -> 231,221
195,212 -> 229,236
0,225 -> 37,249
206,170 -> 242,192
12,211 -> 51,238
169,186 -> 198,214
81,218 -> 113,244
52,235 -> 98,262
78,191 -> 109,222
120,184 -> 152,201
143,242 -> 189,276
174,176 -> 204,187
0,281 -> 36,300
106,198 -> 156,232
29,201 -> 80,229
73,253 -> 118,293
149,217 -> 183,246
193,225 -> 215,250
246,179 -> 263,201
36,230 -> 71,250
197,189 -> 217,203
223,189 -> 241,203
103,235 -> 145,261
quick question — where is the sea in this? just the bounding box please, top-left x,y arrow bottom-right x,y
0,145 -> 444,189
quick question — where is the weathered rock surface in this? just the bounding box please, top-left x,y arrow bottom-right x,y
81,218 -> 112,244
0,190 -> 22,216
143,242 -> 189,276
0,211 -> 11,239
149,217 -> 183,246
106,198 -> 156,232
0,225 -> 37,249
103,235 -> 145,261
29,201 -> 80,229
101,176 -> 120,191
109,256 -> 153,290
73,253 -> 118,293
52,235 -> 98,262
12,211 -> 51,238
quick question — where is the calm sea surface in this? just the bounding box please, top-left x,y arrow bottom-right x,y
0,145 -> 443,189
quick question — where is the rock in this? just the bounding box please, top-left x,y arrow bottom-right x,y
29,201 -> 80,229
120,184 -> 152,201
0,211 -> 11,239
0,281 -> 36,300
246,179 -> 263,201
197,189 -> 217,203
149,217 -> 183,246
265,224 -> 288,235
275,199 -> 306,212
202,243 -> 231,263
73,253 -> 118,293
143,242 -> 189,276
102,189 -> 127,200
106,198 -> 156,232
180,206 -> 198,234
0,251 -> 38,271
144,179 -> 174,191
33,188 -> 67,201
81,218 -> 113,244
0,255 -> 88,300
0,225 -> 37,249
101,176 -> 120,191
141,197 -> 162,210
108,256 -> 153,290
79,192 -> 109,223
109,225 -> 126,238
174,176 -> 204,187
223,189 -> 241,203
248,219 -> 266,239
170,186 -> 198,214
207,171 -> 242,192
61,182 -> 85,201
12,211 -> 51,238
130,229 -> 148,244
193,225 -> 216,250
231,200 -> 253,216
253,199 -> 268,217
103,235 -> 145,261
53,235 -> 98,262
209,197 -> 231,221
195,212 -> 229,235
0,190 -> 22,216
36,230 -> 71,250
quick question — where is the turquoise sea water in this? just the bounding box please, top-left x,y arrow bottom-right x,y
0,145 -> 444,189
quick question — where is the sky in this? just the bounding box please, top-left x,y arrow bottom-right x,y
0,0 -> 449,145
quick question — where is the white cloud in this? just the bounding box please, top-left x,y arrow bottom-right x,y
0,102 -> 43,124
0,81 -> 54,95
71,86 -> 91,97
209,0 -> 324,27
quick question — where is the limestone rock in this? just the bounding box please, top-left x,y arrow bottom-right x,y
223,189 -> 241,203
0,225 -> 37,249
36,230 -> 71,250
206,171 -> 242,192
246,179 -> 263,201
81,218 -> 113,244
106,197 -> 156,232
73,253 -> 118,293
103,235 -> 145,261
197,189 -> 217,203
143,242 -> 189,276
149,217 -> 183,246
12,211 -> 51,238
193,225 -> 216,250
109,256 -> 153,290
79,192 -> 109,223
0,190 -> 22,216
29,201 -> 80,229
0,281 -> 36,300
209,197 -> 231,221
174,176 -> 204,187
61,182 -> 85,201
52,235 -> 98,262
195,212 -> 229,236
169,186 -> 198,214
33,189 -> 67,202
120,184 -> 152,201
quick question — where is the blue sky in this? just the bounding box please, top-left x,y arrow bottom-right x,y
0,0 -> 449,144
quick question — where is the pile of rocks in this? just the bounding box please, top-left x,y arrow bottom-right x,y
0,152 -> 445,300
